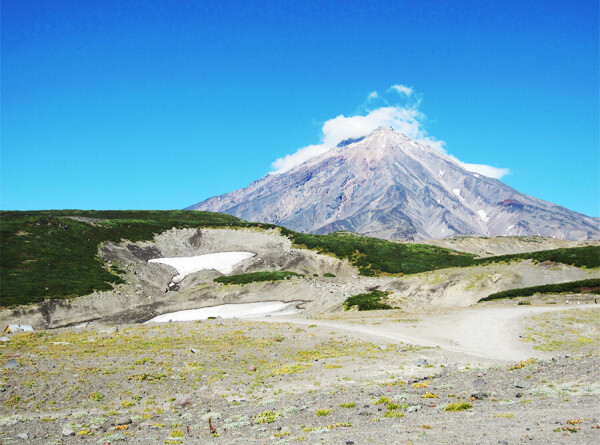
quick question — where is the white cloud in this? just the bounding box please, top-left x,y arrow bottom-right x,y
270,85 -> 510,180
389,84 -> 413,96
271,144 -> 331,174
449,157 -> 510,179
367,90 -> 379,100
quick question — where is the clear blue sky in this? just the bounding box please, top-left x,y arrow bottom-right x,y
2,0 -> 598,216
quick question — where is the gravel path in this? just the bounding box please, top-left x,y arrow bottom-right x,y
261,304 -> 600,361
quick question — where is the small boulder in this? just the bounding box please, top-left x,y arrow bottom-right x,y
3,359 -> 19,369
172,394 -> 194,408
114,416 -> 132,426
513,380 -> 532,389
0,337 -> 9,342
61,428 -> 75,437
17,432 -> 29,439
407,405 -> 422,413
415,358 -> 428,367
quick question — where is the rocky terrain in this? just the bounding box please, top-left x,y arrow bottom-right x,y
1,224 -> 599,444
0,304 -> 599,444
188,127 -> 600,241
2,228 -> 597,329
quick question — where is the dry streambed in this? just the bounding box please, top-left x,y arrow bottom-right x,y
1,305 -> 599,444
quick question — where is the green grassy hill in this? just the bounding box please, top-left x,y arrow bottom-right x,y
0,210 -> 273,307
1,210 -> 599,308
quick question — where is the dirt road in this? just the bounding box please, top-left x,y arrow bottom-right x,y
261,304 -> 599,361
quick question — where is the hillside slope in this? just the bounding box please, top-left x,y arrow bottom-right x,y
1,210 -> 599,329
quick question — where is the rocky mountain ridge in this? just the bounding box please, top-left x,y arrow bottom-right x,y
188,127 -> 599,240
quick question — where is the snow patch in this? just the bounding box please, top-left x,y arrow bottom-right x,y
507,224 -> 515,231
453,188 -> 465,201
474,174 -> 480,178
439,169 -> 445,178
149,252 -> 255,282
477,209 -> 489,222
145,301 -> 302,323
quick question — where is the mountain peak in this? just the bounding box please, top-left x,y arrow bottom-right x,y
187,132 -> 599,241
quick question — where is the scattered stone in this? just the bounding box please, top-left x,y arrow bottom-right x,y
172,394 -> 194,408
346,441 -> 355,444
514,380 -> 532,389
407,405 -> 422,413
471,391 -> 489,400
415,358 -> 428,367
190,348 -> 200,354
114,416 -> 132,425
17,432 -> 29,439
99,327 -> 118,334
3,358 -> 19,369
0,336 -> 9,342
249,365 -> 257,371
61,428 -> 75,437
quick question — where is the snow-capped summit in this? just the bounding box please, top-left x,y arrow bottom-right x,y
187,128 -> 599,241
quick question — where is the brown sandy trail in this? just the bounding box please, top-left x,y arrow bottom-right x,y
260,304 -> 599,362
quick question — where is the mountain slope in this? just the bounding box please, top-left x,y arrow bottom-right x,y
188,127 -> 599,240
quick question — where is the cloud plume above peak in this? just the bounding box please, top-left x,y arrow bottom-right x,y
271,85 -> 510,179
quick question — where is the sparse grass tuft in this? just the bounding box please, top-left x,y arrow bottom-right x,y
253,410 -> 281,424
444,402 -> 473,411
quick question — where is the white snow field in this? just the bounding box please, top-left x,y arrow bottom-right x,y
477,209 -> 490,222
148,251 -> 255,283
145,301 -> 302,323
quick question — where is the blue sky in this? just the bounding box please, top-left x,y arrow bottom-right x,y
2,0 -> 598,216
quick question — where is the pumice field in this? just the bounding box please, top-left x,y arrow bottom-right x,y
1,211 -> 599,444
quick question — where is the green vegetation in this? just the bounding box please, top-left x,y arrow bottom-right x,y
282,230 -> 599,276
521,308 -> 599,354
0,210 -> 274,307
323,272 -> 336,277
214,270 -> 304,285
253,410 -> 281,424
2,209 -> 598,308
478,279 -> 600,302
475,246 -> 600,269
343,291 -> 393,311
279,229 -> 476,276
444,402 -> 473,411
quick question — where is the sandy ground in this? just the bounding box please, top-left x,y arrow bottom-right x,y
262,304 -> 600,361
1,303 -> 599,444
